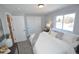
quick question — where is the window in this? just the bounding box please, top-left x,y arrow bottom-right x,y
56,13 -> 75,32
56,16 -> 63,29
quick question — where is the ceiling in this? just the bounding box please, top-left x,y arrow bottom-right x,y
0,4 -> 71,15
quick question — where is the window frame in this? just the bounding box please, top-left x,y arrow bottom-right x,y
55,13 -> 75,32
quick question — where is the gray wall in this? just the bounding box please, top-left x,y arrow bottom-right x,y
46,5 -> 79,35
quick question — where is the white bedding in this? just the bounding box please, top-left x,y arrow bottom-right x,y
33,32 -> 76,54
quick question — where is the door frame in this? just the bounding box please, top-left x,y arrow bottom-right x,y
6,14 -> 15,43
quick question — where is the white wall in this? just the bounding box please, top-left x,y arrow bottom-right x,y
0,12 -> 10,35
41,16 -> 48,30
0,6 -> 11,35
25,16 -> 42,35
46,5 -> 79,35
24,15 -> 48,35
0,11 -> 47,36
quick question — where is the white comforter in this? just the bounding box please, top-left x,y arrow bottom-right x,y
33,32 -> 76,54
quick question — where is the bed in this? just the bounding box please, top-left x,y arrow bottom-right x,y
29,30 -> 79,54
31,32 -> 76,54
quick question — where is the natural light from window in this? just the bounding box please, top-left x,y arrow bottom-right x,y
56,13 -> 75,32
56,15 -> 63,29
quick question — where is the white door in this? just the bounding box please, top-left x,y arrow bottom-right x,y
26,16 -> 41,35
12,16 -> 27,43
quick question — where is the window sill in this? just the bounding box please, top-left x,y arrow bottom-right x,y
52,28 -> 73,34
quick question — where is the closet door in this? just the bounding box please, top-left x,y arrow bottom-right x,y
26,16 -> 41,35
12,16 -> 27,43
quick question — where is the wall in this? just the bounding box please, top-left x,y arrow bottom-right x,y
24,15 -> 48,35
46,5 -> 79,35
0,14 -> 4,34
0,11 -> 48,36
0,6 -> 11,35
25,15 -> 41,35
41,16 -> 48,30
0,12 -> 10,35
